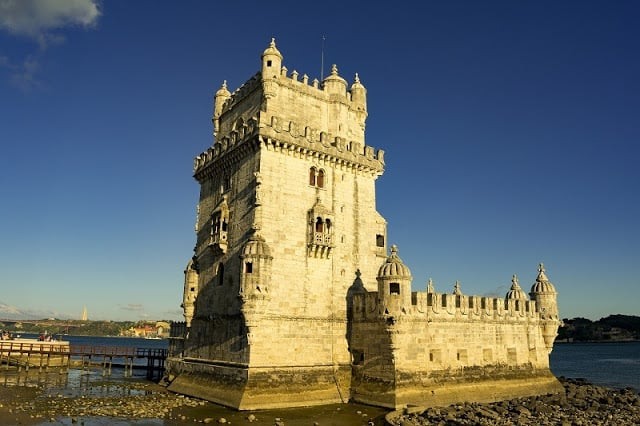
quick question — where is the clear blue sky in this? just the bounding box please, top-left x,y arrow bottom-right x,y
0,1 -> 638,321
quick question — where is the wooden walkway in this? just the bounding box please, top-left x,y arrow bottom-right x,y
0,341 -> 167,380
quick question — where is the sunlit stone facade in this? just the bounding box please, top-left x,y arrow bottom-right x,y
165,40 -> 562,410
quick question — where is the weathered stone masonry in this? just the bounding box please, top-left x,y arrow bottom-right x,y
165,39 -> 563,410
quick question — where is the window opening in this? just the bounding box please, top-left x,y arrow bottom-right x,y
315,217 -> 324,232
267,60 -> 272,67
309,167 -> 317,186
376,234 -> 385,247
352,350 -> 364,365
245,262 -> 253,274
317,169 -> 325,188
390,283 -> 400,295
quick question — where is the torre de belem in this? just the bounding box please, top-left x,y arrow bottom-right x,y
165,39 -> 563,410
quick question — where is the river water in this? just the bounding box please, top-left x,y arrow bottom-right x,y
550,341 -> 640,391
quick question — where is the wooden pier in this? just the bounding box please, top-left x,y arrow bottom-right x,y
0,340 -> 70,372
0,340 -> 167,380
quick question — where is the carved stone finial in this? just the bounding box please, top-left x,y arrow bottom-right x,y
537,262 -> 549,282
354,73 -> 360,84
390,244 -> 398,255
355,269 -> 361,278
270,37 -> 276,47
427,278 -> 435,293
453,280 -> 462,295
331,64 -> 338,75
512,274 -> 519,287
222,80 -> 227,89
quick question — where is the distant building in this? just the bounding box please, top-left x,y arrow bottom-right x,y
81,306 -> 88,321
166,40 -> 562,410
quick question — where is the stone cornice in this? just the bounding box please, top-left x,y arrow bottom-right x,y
194,123 -> 384,182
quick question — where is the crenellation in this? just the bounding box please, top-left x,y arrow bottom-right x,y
169,39 -> 562,411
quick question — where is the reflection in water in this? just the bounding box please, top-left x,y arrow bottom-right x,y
0,370 -> 69,388
0,368 -> 151,398
0,367 -> 386,426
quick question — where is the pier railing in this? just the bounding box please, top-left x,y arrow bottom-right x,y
0,341 -> 167,380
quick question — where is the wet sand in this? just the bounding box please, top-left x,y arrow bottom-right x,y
4,368 -> 639,426
0,368 -> 387,425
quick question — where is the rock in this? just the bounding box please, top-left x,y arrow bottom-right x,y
203,418 -> 214,424
247,414 -> 256,422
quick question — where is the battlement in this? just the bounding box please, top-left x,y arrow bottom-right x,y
197,40 -> 377,180
193,114 -> 384,179
217,65 -> 361,117
352,290 -> 540,322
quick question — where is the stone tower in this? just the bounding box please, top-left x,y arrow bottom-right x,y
167,39 -> 387,409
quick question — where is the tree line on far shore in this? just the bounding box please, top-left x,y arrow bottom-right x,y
4,315 -> 639,341
558,315 -> 640,342
0,319 -> 167,337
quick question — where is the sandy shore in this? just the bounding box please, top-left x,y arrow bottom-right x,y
0,369 -> 385,425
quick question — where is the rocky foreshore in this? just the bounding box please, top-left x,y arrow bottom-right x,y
388,377 -> 640,426
1,375 -> 639,425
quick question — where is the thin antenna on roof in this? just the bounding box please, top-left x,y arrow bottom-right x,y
320,35 -> 326,81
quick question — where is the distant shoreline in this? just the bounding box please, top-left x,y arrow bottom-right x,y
555,339 -> 639,344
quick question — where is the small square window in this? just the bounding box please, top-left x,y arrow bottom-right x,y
390,283 -> 400,295
376,234 -> 385,248
245,262 -> 253,274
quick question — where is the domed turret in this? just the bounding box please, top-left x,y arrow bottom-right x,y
239,227 -> 273,300
530,263 -> 557,296
506,274 -> 527,300
213,80 -> 231,136
182,257 -> 199,327
378,245 -> 412,279
261,38 -> 283,79
241,231 -> 272,258
529,263 -> 560,352
377,245 -> 413,316
322,64 -> 348,96
350,73 -> 367,103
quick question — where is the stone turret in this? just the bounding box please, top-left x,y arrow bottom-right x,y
377,245 -> 412,316
261,38 -> 282,79
506,274 -> 527,300
530,263 -> 560,351
529,263 -> 558,318
181,258 -> 199,327
239,227 -> 273,301
350,73 -> 367,128
213,80 -> 230,136
323,64 -> 348,96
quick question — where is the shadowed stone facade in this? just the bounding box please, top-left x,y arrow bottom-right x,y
165,39 -> 562,410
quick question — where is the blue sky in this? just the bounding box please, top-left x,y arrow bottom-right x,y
0,1 -> 638,321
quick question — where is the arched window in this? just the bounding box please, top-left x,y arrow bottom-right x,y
325,219 -> 331,232
315,217 -> 324,232
317,169 -> 325,188
309,167 -> 317,186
